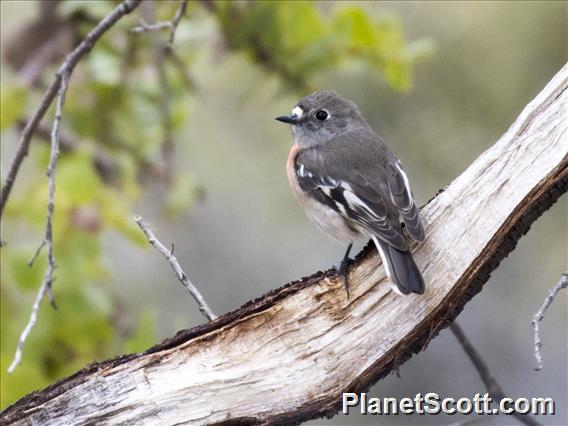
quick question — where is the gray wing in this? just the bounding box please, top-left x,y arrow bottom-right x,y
384,160 -> 424,241
295,142 -> 408,251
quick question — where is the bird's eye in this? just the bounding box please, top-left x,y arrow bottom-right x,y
315,110 -> 329,121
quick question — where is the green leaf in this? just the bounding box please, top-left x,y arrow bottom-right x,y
0,83 -> 27,130
0,353 -> 48,409
98,190 -> 146,246
171,97 -> 190,131
277,2 -> 328,50
385,60 -> 411,92
7,249 -> 46,291
332,6 -> 378,51
57,152 -> 102,205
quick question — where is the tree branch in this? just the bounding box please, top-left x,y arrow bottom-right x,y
134,216 -> 217,321
166,0 -> 188,47
0,0 -> 142,220
131,0 -> 188,49
532,272 -> 568,371
134,0 -> 190,176
2,65 -> 567,425
4,0 -> 143,374
450,322 -> 539,426
130,19 -> 172,34
141,0 -> 175,177
7,67 -> 71,374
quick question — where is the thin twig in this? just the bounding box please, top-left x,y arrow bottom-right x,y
0,0 -> 142,220
167,0 -> 188,47
130,19 -> 172,34
532,272 -> 567,371
6,0 -> 143,374
136,0 -> 189,174
450,322 -> 539,426
28,240 -> 45,267
130,0 -> 188,49
7,273 -> 51,374
134,216 -> 217,321
45,68 -> 71,304
8,69 -> 70,374
142,1 -> 175,175
167,50 -> 200,94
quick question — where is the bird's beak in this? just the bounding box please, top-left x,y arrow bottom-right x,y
275,114 -> 299,125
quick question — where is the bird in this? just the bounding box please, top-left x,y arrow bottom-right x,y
276,91 -> 425,297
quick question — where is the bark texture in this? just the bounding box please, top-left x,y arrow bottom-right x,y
2,64 -> 567,426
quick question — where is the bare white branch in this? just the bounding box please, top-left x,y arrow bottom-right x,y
6,0 -> 143,374
130,19 -> 173,34
7,276 -> 50,374
532,272 -> 568,371
167,0 -> 189,47
131,0 -> 188,48
134,216 -> 217,321
450,322 -> 539,426
8,69 -> 71,374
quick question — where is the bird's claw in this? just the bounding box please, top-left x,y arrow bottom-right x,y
336,256 -> 352,299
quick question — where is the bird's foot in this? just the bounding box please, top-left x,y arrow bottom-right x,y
335,256 -> 352,299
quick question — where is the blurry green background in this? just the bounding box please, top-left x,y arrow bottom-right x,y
1,1 -> 566,424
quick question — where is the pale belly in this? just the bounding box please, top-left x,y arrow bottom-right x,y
287,144 -> 362,243
302,195 -> 363,243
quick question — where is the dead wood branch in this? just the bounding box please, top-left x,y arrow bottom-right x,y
131,0 -> 188,48
7,67 -> 71,374
1,64 -> 567,425
134,216 -> 217,321
450,322 -> 539,426
532,272 -> 568,371
4,0 -> 143,375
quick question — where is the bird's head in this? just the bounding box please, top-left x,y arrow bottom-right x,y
276,91 -> 366,147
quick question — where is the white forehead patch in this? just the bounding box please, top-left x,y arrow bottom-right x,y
291,106 -> 304,119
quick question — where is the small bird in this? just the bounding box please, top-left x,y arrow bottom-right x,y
276,91 -> 425,296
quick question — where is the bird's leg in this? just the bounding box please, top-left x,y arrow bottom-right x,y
337,243 -> 353,298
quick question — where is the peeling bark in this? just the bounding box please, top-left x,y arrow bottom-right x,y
2,65 -> 567,426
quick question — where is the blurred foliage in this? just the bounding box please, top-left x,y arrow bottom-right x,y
215,1 -> 433,91
0,0 -> 430,408
0,83 -> 27,130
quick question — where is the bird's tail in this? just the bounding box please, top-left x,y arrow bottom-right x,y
372,236 -> 424,295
